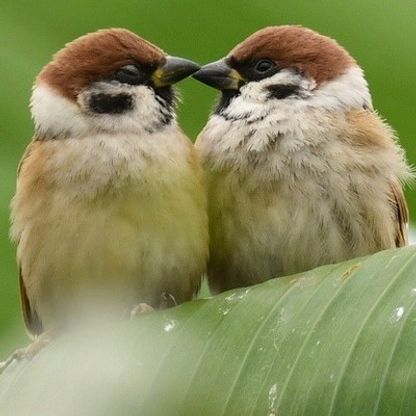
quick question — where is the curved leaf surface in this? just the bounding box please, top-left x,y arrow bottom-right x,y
0,247 -> 415,415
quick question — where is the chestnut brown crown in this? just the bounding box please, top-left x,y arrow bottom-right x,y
37,29 -> 166,100
229,25 -> 356,84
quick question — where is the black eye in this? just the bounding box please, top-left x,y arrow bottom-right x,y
114,65 -> 144,85
255,60 -> 275,73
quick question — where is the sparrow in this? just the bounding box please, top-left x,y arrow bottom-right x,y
10,28 -> 209,337
193,25 -> 412,294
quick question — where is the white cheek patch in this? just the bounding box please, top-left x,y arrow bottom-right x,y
31,83 -> 175,139
30,84 -> 89,138
310,66 -> 372,110
221,69 -> 314,122
241,69 -> 314,102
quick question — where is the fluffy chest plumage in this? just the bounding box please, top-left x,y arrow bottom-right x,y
204,164 -> 354,290
13,129 -> 208,325
197,106 -> 402,293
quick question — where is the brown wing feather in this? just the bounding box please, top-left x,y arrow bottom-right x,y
389,182 -> 409,247
19,266 -> 43,337
15,140 -> 44,336
345,110 -> 410,248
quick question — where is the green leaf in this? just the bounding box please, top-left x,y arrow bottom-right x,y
1,246 -> 416,416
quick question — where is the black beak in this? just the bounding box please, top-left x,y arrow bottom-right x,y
192,59 -> 244,90
152,56 -> 200,86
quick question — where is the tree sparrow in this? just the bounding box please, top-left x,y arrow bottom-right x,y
193,25 -> 411,294
10,29 -> 208,336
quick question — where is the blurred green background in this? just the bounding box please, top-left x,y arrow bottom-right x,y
0,0 -> 414,357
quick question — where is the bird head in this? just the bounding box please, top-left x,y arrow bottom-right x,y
31,29 -> 200,138
193,26 -> 371,118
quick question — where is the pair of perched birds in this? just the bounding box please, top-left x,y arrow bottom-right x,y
11,26 -> 411,339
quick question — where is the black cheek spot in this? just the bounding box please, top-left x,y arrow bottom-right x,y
267,84 -> 299,100
89,93 -> 133,114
